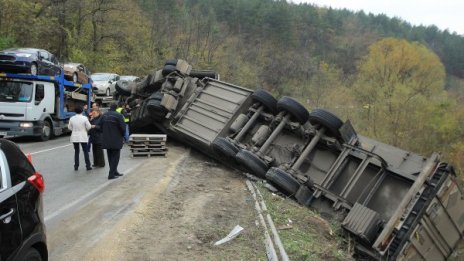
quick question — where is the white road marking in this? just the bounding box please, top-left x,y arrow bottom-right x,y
44,161 -> 144,223
29,144 -> 72,155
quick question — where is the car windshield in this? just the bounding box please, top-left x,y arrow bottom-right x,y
91,74 -> 112,81
0,81 -> 33,102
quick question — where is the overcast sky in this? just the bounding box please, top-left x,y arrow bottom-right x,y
290,0 -> 463,35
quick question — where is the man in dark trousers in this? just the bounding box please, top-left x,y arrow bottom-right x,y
98,103 -> 126,180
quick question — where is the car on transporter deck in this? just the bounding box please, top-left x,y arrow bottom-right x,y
0,138 -> 47,261
0,48 -> 61,77
90,73 -> 120,96
63,63 -> 91,84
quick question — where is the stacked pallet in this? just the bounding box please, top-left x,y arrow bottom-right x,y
128,134 -> 167,157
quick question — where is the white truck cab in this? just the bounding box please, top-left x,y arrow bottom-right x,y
0,73 -> 92,141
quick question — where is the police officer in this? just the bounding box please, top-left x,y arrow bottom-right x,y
116,101 -> 130,142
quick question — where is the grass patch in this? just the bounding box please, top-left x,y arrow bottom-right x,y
256,183 -> 354,261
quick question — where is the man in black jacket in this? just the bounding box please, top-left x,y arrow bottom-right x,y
98,103 -> 126,180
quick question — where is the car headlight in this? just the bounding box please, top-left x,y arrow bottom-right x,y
20,122 -> 33,128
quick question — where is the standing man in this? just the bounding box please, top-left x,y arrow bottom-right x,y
89,107 -> 105,168
68,105 -> 92,171
98,103 -> 126,180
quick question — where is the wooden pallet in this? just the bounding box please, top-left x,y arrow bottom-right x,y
131,151 -> 166,158
128,134 -> 167,157
129,134 -> 167,142
130,148 -> 167,153
129,143 -> 166,148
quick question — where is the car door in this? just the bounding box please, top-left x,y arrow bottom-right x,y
0,149 -> 22,260
38,51 -> 50,75
50,54 -> 61,76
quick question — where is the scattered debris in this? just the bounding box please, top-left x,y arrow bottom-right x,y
214,225 -> 244,246
277,225 -> 293,230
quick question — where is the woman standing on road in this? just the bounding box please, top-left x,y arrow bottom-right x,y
89,108 -> 105,168
68,105 -> 92,171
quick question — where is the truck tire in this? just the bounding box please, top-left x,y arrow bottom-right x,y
38,120 -> 52,142
189,70 -> 219,79
212,137 -> 239,160
115,80 -> 132,96
235,149 -> 268,178
308,108 -> 343,139
146,92 -> 167,120
165,59 -> 178,66
162,65 -> 177,76
251,89 -> 277,114
295,185 -> 313,207
276,96 -> 309,124
265,167 -> 300,195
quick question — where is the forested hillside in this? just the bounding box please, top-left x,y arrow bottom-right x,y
1,0 -> 463,173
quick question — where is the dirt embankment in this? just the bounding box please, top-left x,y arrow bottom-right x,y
82,143 -> 266,260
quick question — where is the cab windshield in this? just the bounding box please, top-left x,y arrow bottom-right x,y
0,81 -> 33,102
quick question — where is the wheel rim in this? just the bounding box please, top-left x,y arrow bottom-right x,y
43,123 -> 50,138
30,64 -> 37,75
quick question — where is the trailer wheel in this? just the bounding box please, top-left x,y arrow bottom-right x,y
146,92 -> 167,120
30,63 -> 38,75
211,137 -> 239,160
115,80 -> 132,96
308,108 -> 343,139
162,65 -> 177,76
235,149 -> 268,178
295,185 -> 313,207
251,89 -> 277,114
165,59 -> 178,66
276,96 -> 309,124
38,120 -> 52,142
266,167 -> 300,195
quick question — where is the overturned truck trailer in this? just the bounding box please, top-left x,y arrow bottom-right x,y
125,59 -> 464,260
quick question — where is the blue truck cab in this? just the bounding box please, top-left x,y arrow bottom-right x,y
0,71 -> 93,141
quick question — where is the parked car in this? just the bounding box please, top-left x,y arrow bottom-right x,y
91,73 -> 120,96
119,75 -> 140,82
0,139 -> 47,261
0,48 -> 61,76
63,63 -> 91,84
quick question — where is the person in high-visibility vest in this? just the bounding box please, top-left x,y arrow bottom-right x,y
116,102 -> 130,142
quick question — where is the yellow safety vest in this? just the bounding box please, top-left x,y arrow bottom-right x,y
116,107 -> 129,123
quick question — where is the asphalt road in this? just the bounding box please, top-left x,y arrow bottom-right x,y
14,135 -> 147,230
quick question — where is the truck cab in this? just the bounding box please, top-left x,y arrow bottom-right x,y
0,73 -> 93,141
